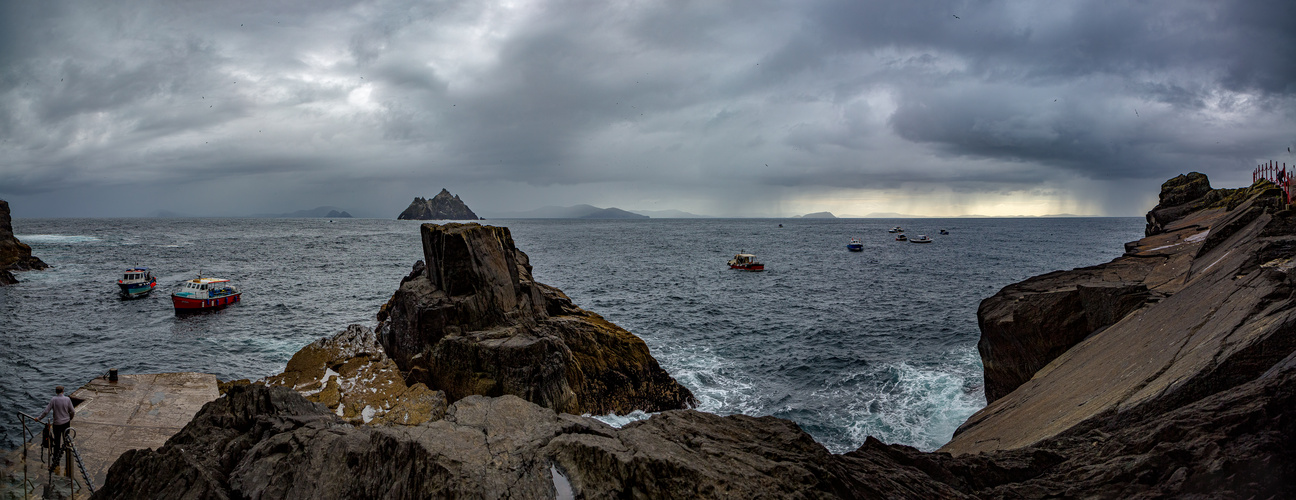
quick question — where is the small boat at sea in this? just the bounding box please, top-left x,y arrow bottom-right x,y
895,234 -> 908,241
728,253 -> 765,271
939,229 -> 949,235
888,226 -> 903,233
847,238 -> 863,251
910,235 -> 933,243
172,276 -> 241,313
117,267 -> 157,298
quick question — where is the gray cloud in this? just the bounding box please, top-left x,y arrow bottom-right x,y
1,0 -> 1293,217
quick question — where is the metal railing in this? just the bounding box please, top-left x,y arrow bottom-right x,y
1253,161 -> 1292,204
11,412 -> 96,499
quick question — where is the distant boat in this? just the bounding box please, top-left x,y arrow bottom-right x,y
117,267 -> 157,298
172,276 -> 241,313
939,229 -> 949,235
888,226 -> 903,233
727,253 -> 765,271
910,235 -> 933,243
895,234 -> 908,241
847,238 -> 863,251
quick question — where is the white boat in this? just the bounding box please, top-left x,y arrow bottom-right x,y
910,235 -> 933,243
895,234 -> 907,241
888,226 -> 903,233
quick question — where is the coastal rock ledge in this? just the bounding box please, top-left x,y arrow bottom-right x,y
0,199 -> 48,285
95,174 -> 1296,498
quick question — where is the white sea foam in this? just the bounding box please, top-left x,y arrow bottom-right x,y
589,410 -> 653,428
14,234 -> 100,244
839,350 -> 986,452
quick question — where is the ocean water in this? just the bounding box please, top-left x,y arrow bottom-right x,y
0,217 -> 1145,453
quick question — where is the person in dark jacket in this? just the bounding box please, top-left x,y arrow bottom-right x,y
38,385 -> 75,471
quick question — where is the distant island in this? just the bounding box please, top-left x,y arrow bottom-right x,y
398,189 -> 480,220
795,211 -> 836,219
491,204 -> 648,219
251,206 -> 353,218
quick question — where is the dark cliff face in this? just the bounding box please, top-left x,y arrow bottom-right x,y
377,222 -> 696,415
952,174 -> 1296,455
0,199 -> 48,285
397,189 -> 481,220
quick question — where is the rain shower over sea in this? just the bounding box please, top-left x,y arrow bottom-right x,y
0,217 -> 1145,453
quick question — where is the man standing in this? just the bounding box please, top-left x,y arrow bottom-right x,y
37,385 -> 75,471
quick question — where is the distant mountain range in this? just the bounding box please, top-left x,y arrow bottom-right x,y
490,205 -> 649,219
250,206 -> 352,218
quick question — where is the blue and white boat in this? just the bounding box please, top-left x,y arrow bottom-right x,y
117,267 -> 157,298
847,238 -> 863,251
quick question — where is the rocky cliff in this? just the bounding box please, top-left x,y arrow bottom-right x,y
948,173 -> 1296,455
376,222 -> 695,415
397,189 -> 480,220
0,199 -> 48,285
92,175 -> 1296,498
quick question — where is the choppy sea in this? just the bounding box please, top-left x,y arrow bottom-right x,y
0,217 -> 1145,453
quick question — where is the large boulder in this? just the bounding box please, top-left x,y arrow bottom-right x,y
397,188 -> 481,220
0,199 -> 47,285
377,223 -> 695,415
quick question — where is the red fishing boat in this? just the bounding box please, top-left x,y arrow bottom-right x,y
727,253 -> 765,271
171,276 -> 241,313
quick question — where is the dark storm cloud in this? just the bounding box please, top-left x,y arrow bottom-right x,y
1,0 -> 1293,216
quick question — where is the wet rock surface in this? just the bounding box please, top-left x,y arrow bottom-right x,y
0,199 -> 48,285
949,175 -> 1296,455
397,188 -> 481,220
378,222 -> 695,415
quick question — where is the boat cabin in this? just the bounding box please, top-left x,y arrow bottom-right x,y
731,254 -> 757,265
122,268 -> 152,282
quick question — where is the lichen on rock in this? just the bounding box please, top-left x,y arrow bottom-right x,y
264,324 -> 447,425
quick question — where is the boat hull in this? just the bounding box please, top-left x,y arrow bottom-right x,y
118,280 -> 157,297
847,244 -> 863,251
172,293 -> 241,313
729,264 -> 765,271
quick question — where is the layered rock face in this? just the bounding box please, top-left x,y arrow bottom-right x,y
0,199 -> 48,285
397,188 -> 480,220
949,174 -> 1296,454
377,222 -> 695,415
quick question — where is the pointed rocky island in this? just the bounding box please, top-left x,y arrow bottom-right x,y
0,199 -> 48,285
398,189 -> 481,220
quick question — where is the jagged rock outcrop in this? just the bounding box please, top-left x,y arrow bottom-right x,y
947,175 -> 1296,455
397,189 -> 480,220
97,358 -> 1296,499
263,324 -> 446,425
0,199 -> 48,285
377,222 -> 695,415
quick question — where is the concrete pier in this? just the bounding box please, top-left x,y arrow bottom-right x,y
2,372 -> 219,499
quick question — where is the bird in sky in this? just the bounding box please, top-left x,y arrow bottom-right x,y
952,14 -> 960,19
1135,109 -> 1139,117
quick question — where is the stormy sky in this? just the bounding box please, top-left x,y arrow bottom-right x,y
1,0 -> 1293,218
